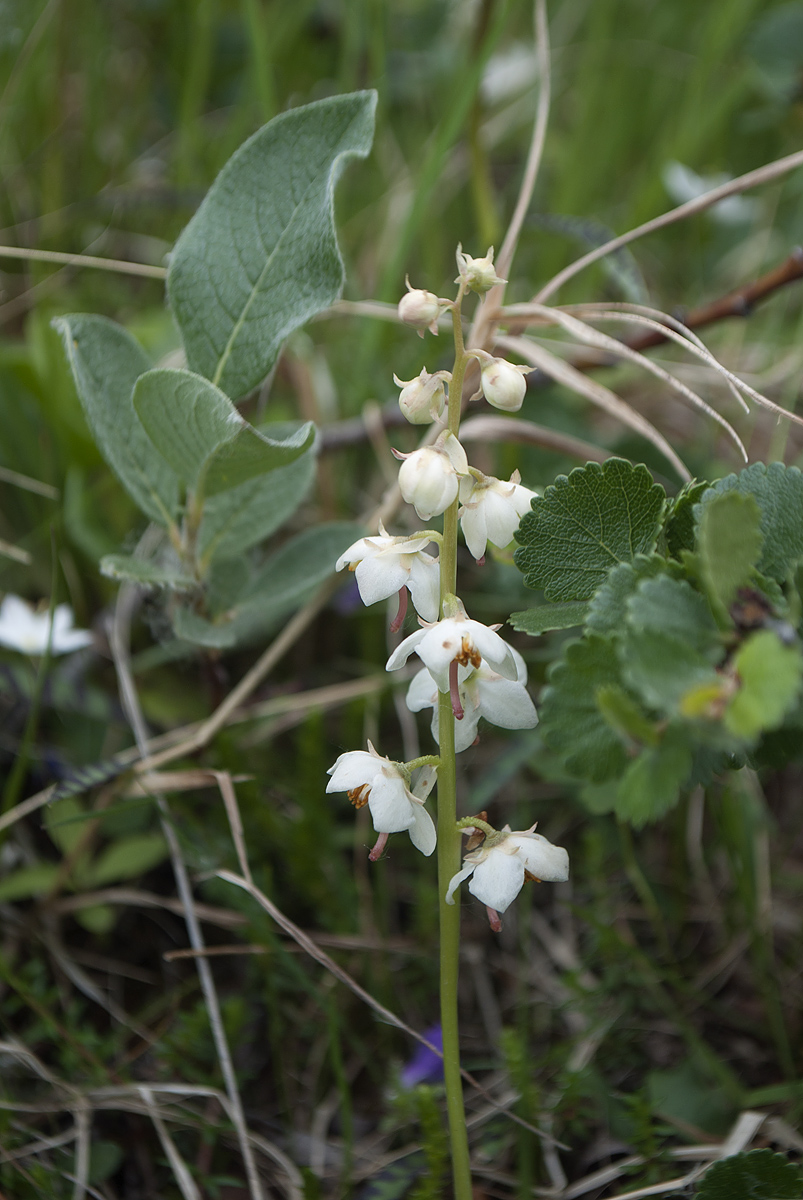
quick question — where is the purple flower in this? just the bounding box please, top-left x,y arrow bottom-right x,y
400,1025 -> 443,1088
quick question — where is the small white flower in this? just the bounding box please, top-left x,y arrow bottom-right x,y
398,277 -> 443,336
446,823 -> 569,930
395,431 -> 469,521
386,596 -> 517,694
458,469 -> 537,561
335,522 -> 440,624
393,368 -> 449,425
326,742 -> 437,858
470,350 -> 531,412
0,595 -> 93,656
406,646 -> 537,752
455,245 -> 506,294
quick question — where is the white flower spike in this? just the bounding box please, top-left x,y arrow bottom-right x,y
393,368 -> 450,425
326,742 -> 437,859
458,469 -> 537,562
335,523 -> 440,629
406,645 -> 537,752
386,595 -> 518,719
455,245 -> 506,295
446,820 -> 569,931
0,595 -> 93,656
398,277 -> 443,336
395,431 -> 469,521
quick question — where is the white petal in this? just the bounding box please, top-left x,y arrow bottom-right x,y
411,763 -> 438,800
509,833 -> 569,882
415,621 -> 463,690
482,491 -> 522,550
408,804 -> 436,855
326,750 -> 378,791
368,775 -> 416,832
335,536 -> 372,571
385,627 -> 427,673
405,668 -> 439,713
475,676 -> 537,730
354,556 -> 408,606
446,862 -> 475,904
468,622 -> 517,680
468,849 -> 525,912
459,505 -> 488,561
406,554 -> 440,622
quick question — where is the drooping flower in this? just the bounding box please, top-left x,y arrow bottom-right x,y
393,368 -> 449,425
398,277 -> 443,336
446,822 -> 569,931
335,523 -> 440,627
326,742 -> 437,859
0,595 -> 93,656
469,350 -> 531,412
455,245 -> 506,295
395,431 -> 469,521
406,645 -> 537,752
458,469 -> 537,562
386,596 -> 518,721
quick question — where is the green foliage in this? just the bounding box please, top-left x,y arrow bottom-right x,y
695,1149 -> 803,1199
508,601 -> 589,634
514,459 -> 666,601
522,461 -> 803,825
53,315 -> 180,528
133,368 -> 314,496
167,92 -> 377,400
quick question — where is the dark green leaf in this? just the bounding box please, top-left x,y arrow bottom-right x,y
167,91 -> 377,400
81,834 -> 169,888
53,315 -> 179,525
585,554 -> 667,635
627,575 -> 721,658
0,864 -> 61,903
698,462 -> 803,582
663,479 -> 709,559
620,628 -> 721,715
514,458 -> 665,600
616,729 -> 692,827
509,601 -> 589,635
695,1149 -> 803,1200
696,490 -> 764,617
539,634 -> 631,781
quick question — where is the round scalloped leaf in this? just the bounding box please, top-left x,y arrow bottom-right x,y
695,1149 -> 802,1200
697,462 -> 803,582
539,634 -> 631,782
514,459 -> 666,601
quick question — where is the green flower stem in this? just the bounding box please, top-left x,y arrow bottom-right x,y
436,287 -> 472,1200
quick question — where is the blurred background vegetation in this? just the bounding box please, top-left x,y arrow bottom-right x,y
2,0 -> 803,1196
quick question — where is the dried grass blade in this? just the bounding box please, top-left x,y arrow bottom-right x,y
459,414 -> 609,462
496,333 -> 691,480
137,1086 -> 202,1200
507,304 -> 748,460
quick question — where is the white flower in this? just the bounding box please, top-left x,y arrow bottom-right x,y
326,742 -> 437,858
470,350 -> 531,412
455,245 -> 506,294
386,597 -> 517,693
446,823 -> 569,929
393,368 -> 449,425
406,646 -> 537,751
398,277 -> 443,336
458,469 -> 536,561
395,431 -> 469,521
335,522 -> 440,624
0,595 -> 93,656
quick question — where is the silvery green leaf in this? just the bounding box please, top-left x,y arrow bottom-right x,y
133,367 -> 314,496
53,315 -> 179,525
167,90 -> 377,400
198,439 -> 316,561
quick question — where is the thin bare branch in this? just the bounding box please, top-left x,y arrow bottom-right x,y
534,147 -> 803,303
0,466 -> 59,497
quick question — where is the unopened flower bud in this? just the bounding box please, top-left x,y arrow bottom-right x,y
395,432 -> 468,520
471,351 -> 531,412
455,244 -> 506,295
393,368 -> 450,425
398,277 -> 442,336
